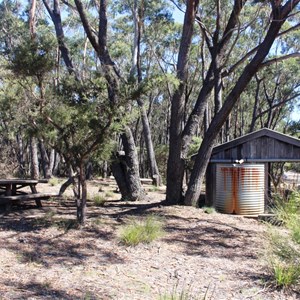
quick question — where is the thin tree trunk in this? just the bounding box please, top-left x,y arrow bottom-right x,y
39,140 -> 50,178
77,162 -> 87,224
131,0 -> 161,185
47,148 -> 55,178
16,133 -> 26,177
139,101 -> 161,185
30,136 -> 39,180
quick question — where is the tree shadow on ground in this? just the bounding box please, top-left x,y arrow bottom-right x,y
0,201 -> 125,268
1,279 -> 104,300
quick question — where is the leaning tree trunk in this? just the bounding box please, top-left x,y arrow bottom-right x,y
138,101 -> 161,186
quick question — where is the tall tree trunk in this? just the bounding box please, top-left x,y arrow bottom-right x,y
30,136 -> 39,180
166,0 -> 199,205
131,0 -> 161,185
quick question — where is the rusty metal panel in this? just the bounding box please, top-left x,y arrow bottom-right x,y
215,164 -> 265,215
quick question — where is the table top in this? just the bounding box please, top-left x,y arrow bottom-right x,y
0,179 -> 39,185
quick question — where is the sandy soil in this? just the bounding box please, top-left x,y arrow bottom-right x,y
0,179 -> 299,300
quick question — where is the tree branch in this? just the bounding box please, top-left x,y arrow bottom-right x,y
260,53 -> 300,69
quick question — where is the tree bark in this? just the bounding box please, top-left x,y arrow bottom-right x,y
77,162 -> 87,224
166,0 -> 199,205
30,136 -> 39,180
42,0 -> 79,78
16,133 -> 26,177
47,148 -> 55,178
39,140 -> 50,179
111,127 -> 145,201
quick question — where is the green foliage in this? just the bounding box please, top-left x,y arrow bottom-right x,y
187,136 -> 202,158
119,215 -> 164,246
9,34 -> 56,78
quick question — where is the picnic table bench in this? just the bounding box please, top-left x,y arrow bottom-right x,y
0,179 -> 57,210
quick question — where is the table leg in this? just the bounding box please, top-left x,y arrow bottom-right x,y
30,184 -> 42,207
5,184 -> 13,211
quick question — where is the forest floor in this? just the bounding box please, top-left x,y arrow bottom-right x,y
0,178 -> 299,300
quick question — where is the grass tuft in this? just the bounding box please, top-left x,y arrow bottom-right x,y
203,206 -> 216,214
93,194 -> 106,207
105,191 -> 114,198
119,215 -> 164,246
55,218 -> 79,232
272,261 -> 300,288
49,177 -> 60,186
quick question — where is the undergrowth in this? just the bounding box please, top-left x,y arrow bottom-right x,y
266,191 -> 300,289
119,215 -> 164,246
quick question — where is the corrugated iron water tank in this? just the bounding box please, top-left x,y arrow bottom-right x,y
215,164 -> 265,215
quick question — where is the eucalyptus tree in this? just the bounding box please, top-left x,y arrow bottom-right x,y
166,0 -> 300,206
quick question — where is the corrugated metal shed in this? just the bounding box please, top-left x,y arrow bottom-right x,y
206,128 -> 300,211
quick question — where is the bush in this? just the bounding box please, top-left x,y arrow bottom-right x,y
119,215 -> 164,246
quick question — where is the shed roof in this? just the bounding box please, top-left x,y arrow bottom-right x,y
210,128 -> 300,162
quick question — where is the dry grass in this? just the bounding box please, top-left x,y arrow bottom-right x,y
0,179 -> 299,299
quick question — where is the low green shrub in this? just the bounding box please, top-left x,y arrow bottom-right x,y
119,215 -> 164,246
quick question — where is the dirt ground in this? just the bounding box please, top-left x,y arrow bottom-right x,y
0,179 -> 299,300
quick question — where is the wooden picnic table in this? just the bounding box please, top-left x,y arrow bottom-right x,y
0,179 -> 56,210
